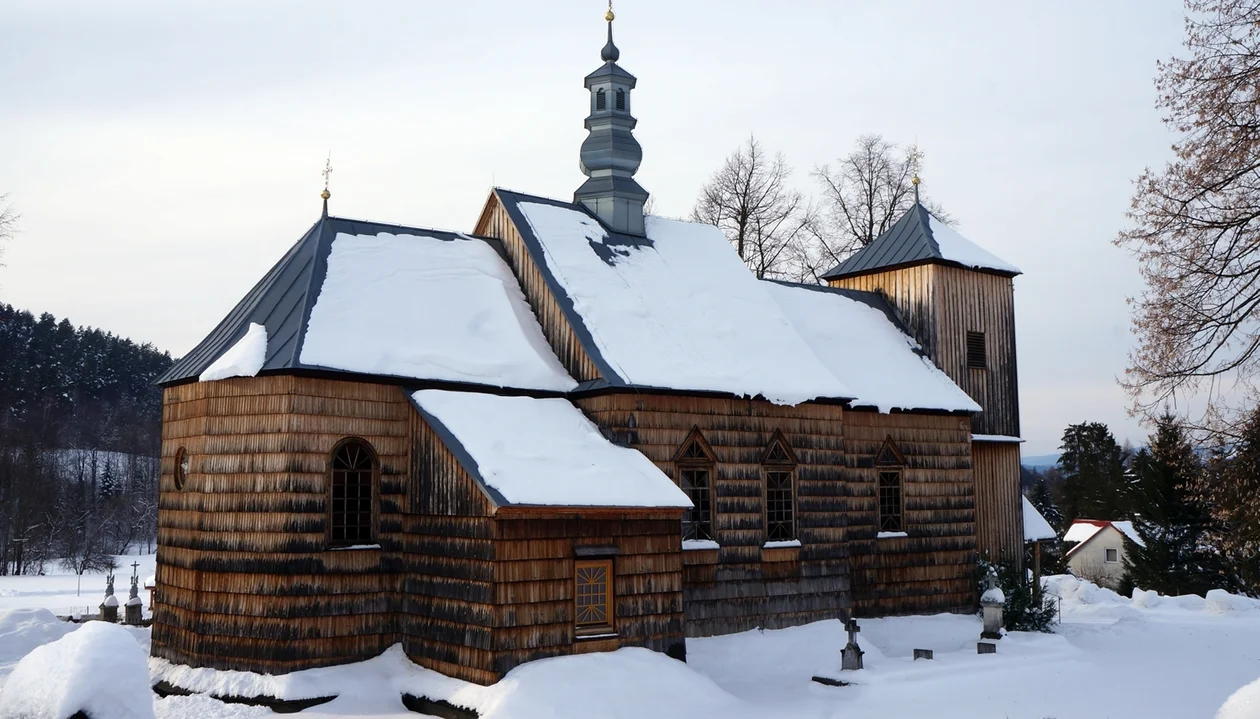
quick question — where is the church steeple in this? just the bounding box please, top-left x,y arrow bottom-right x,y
575,3 -> 649,236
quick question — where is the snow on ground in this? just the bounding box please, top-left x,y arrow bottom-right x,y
0,551 -> 156,619
4,572 -> 1260,718
0,620 -> 155,719
299,231 -> 577,392
411,390 -> 691,507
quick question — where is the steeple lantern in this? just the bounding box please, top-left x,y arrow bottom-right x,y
574,5 -> 649,236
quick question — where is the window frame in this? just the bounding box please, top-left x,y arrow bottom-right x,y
327,437 -> 379,548
615,88 -> 626,110
875,437 -> 906,534
173,446 -> 189,491
1104,547 -> 1119,563
674,428 -> 717,543
761,433 -> 798,543
595,88 -> 607,111
574,557 -> 615,635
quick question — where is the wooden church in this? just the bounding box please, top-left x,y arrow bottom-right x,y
150,11 -> 1025,686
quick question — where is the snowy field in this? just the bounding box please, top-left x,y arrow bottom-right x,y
1,563 -> 1259,718
0,552 -> 155,618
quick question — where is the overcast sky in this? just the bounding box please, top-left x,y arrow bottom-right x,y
0,1 -> 1187,455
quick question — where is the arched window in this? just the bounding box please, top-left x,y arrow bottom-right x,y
596,88 -> 607,111
762,433 -> 797,542
674,428 -> 717,542
329,439 -> 377,546
615,88 -> 626,110
875,437 -> 905,532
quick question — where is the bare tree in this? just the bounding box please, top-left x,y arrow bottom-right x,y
1116,0 -> 1260,437
692,135 -> 819,280
0,194 -> 17,266
809,135 -> 952,278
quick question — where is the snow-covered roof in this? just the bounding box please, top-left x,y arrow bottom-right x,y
299,231 -> 575,391
1064,519 -> 1146,556
821,203 -> 1021,280
160,217 -> 575,393
410,389 -> 691,508
504,192 -> 854,405
1022,496 -> 1056,541
762,282 -> 981,413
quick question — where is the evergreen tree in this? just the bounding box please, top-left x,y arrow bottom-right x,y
1122,412 -> 1228,597
1026,471 -> 1064,533
1056,422 -> 1129,523
1196,408 -> 1260,594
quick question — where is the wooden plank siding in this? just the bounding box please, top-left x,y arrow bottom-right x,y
827,264 -> 1019,437
577,393 -> 853,636
844,411 -> 978,616
971,442 -> 1023,564
490,516 -> 685,675
474,192 -> 602,382
152,376 -> 410,673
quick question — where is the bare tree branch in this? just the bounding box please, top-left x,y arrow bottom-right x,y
0,194 -> 17,267
1116,0 -> 1260,437
691,136 -> 819,280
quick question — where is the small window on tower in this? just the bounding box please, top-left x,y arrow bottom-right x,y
615,88 -> 626,110
966,331 -> 987,370
596,88 -> 606,111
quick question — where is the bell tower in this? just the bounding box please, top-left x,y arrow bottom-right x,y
574,4 -> 649,236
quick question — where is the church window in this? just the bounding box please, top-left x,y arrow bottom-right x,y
878,471 -> 903,532
173,447 -> 188,490
762,435 -> 796,542
575,558 -> 614,633
615,88 -> 626,110
596,88 -> 607,111
329,439 -> 377,546
676,431 -> 716,542
966,331 -> 987,370
875,437 -> 905,533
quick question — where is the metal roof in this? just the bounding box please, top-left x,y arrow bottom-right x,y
156,215 -> 507,386
821,203 -> 1021,281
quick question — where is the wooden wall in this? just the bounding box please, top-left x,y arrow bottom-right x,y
474,193 -> 602,382
491,510 -> 685,675
399,410 -> 498,685
829,263 -> 1020,437
578,394 -> 852,636
844,411 -> 977,616
971,441 -> 1023,565
152,376 -> 410,673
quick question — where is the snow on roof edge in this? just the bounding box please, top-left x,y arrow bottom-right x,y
1022,496 -> 1056,541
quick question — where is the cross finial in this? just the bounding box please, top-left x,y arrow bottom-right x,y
321,153 -> 333,217
606,0 -> 614,23
131,561 -> 139,572
909,143 -> 922,205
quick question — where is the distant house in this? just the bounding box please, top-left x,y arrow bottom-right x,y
1064,519 -> 1145,588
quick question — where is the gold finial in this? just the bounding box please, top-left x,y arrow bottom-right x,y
605,1 -> 614,22
911,174 -> 920,186
320,153 -> 333,216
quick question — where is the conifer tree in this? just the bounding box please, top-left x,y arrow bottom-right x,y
1027,472 -> 1063,533
1057,422 -> 1129,523
1122,411 -> 1227,597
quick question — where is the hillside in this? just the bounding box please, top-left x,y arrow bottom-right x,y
0,303 -> 173,575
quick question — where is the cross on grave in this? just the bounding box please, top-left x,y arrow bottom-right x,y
845,619 -> 860,645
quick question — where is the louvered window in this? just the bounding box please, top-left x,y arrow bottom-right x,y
596,88 -> 606,111
966,331 -> 987,370
615,89 -> 625,110
329,439 -> 376,546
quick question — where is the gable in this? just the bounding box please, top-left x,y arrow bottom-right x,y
875,437 -> 906,467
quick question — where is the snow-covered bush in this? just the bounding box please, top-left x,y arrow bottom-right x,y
0,620 -> 154,719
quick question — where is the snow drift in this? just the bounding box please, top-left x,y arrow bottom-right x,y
0,620 -> 155,719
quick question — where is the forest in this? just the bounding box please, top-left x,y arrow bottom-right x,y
0,303 -> 172,576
